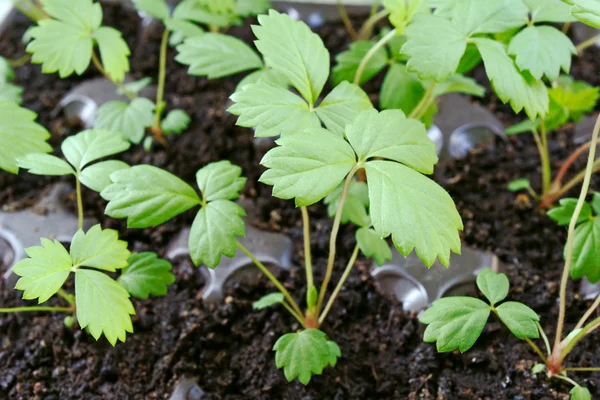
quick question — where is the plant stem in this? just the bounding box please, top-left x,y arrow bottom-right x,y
537,322 -> 552,356
151,28 -> 170,147
565,367 -> 600,372
524,337 -> 548,363
236,241 -> 303,318
408,82 -> 437,120
357,9 -> 389,40
14,0 -> 47,22
282,301 -> 307,328
57,289 -> 75,305
91,51 -> 136,101
562,22 -> 571,34
336,0 -> 358,40
354,28 -> 396,85
543,158 -> 600,208
0,306 -> 73,313
551,141 -> 593,190
318,243 -> 360,325
552,113 -> 600,358
75,178 -> 83,230
553,373 -> 580,387
301,206 -> 313,289
576,34 -> 600,54
316,166 -> 360,314
560,317 -> 600,361
9,54 -> 31,68
575,293 -> 600,330
540,119 -> 551,196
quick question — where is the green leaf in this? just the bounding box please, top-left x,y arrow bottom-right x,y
420,297 -> 491,352
571,386 -> 591,400
70,225 -> 130,272
95,98 -> 155,144
0,56 -> 14,81
161,109 -> 191,135
472,38 -> 548,120
569,0 -> 600,28
236,69 -> 288,91
253,10 -> 329,105
78,160 -> 129,192
548,198 -> 592,226
0,81 -> 23,104
435,0 -> 528,35
380,63 -> 425,113
93,27 -> 130,82
332,40 -> 388,86
236,0 -> 271,17
118,252 -> 175,299
346,109 -> 438,174
569,217 -> 600,283
40,0 -> 103,29
550,80 -> 599,122
432,75 -> 485,97
75,268 -> 134,345
61,129 -> 131,171
307,285 -> 318,309
507,178 -> 532,192
175,33 -> 262,79
17,153 -> 75,176
476,268 -> 509,305
592,192 -> 600,215
165,18 -> 205,43
356,227 -> 392,266
273,329 -> 341,385
0,102 -> 52,174
259,128 -> 356,207
253,292 -> 284,310
189,200 -> 246,268
173,0 -> 237,27
196,160 -> 246,202
118,77 -> 152,96
102,165 -> 201,228
402,13 -> 467,81
315,82 -> 373,136
228,82 -> 320,137
524,0 -> 577,23
496,301 -> 540,339
505,119 -> 537,135
508,26 -> 575,81
324,180 -> 370,227
532,363 -> 546,374
198,0 -> 235,13
12,238 -> 72,303
132,0 -> 170,20
365,160 -> 462,266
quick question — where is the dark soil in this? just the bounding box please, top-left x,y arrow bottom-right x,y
1,4 -> 599,399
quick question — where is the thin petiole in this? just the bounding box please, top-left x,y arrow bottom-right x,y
408,82 -> 437,121
539,119 -> 551,196
565,367 -> 600,372
524,337 -> 547,364
560,317 -> 600,361
75,177 -> 84,230
57,289 -> 75,306
282,301 -> 307,328
14,0 -> 47,22
575,293 -> 600,330
553,373 -> 580,388
151,28 -> 171,147
576,34 -> 600,54
354,28 -> 396,85
91,51 -> 136,101
301,206 -> 313,289
336,0 -> 358,40
0,306 -> 73,313
537,322 -> 552,357
357,9 -> 390,40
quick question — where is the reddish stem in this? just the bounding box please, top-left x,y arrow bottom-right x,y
552,142 -> 592,190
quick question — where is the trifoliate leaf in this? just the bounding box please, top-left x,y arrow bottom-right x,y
273,329 -> 341,385
95,98 -> 155,144
12,238 -> 72,303
229,82 -> 320,137
189,200 -> 246,267
331,40 -> 388,86
236,0 -> 271,17
476,268 -> 509,305
253,292 -> 284,310
0,81 -> 23,104
196,160 -> 246,202
508,26 -> 575,81
70,225 -> 130,272
315,82 -> 372,136
259,128 -> 356,207
161,109 -> 191,135
102,165 -> 201,228
17,154 -> 75,176
524,0 -> 577,23
118,252 -> 175,299
592,193 -> 600,215
571,385 -> 592,400
380,63 -> 425,113
324,180 -> 370,227
432,75 -> 485,97
346,109 -> 438,174
569,217 -> 600,282
365,160 -> 462,266
0,102 -> 51,174
356,227 -> 392,266
93,27 -> 130,82
175,33 -> 262,79
75,269 -> 134,345
132,0 -> 170,20
496,301 -> 540,339
435,0 -> 528,35
402,14 -> 467,81
61,129 -> 131,171
420,297 -> 491,352
236,68 -> 288,91
548,198 -> 592,226
507,178 -> 532,192
78,160 -> 129,192
253,10 -> 329,105
569,0 -> 600,28
472,38 -> 548,120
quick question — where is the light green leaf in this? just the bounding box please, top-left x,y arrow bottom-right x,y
70,225 -> 130,272
79,160 -> 130,192
189,200 -> 246,268
0,102 -> 52,174
0,81 -> 23,104
548,198 -> 592,226
165,18 -> 205,43
435,0 -> 528,35
132,0 -> 170,20
95,98 -> 155,144
569,0 -> 600,28
496,301 -> 540,339
324,180 -> 370,227
75,269 -> 134,345
402,13 -> 467,81
0,56 -> 14,81
253,292 -> 284,310
332,40 -> 388,86
173,0 -> 237,27
476,268 -> 509,305
550,79 -> 599,122
260,128 -> 356,207
432,74 -> 485,97
569,217 -> 600,282
571,386 -> 591,400
356,227 -> 392,266
346,109 -> 438,174
473,38 -> 548,120
524,0 -> 577,23
420,297 -> 491,352
61,129 -> 131,171
161,109 -> 191,135
118,77 -> 152,96
507,178 -> 532,192
505,119 -> 537,135
40,0 -> 103,30
229,82 -> 320,137
380,63 -> 425,113
198,0 -> 235,13
93,27 -> 130,83
196,160 -> 246,202
365,160 -> 462,266
273,329 -> 341,385
532,363 -> 546,374
236,0 -> 271,17
315,82 -> 373,136
118,252 -> 175,299
12,238 -> 72,303
236,68 -> 288,91
253,10 -> 329,105
17,153 -> 75,176
592,192 -> 600,215
101,165 -> 201,228
175,33 -> 262,79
